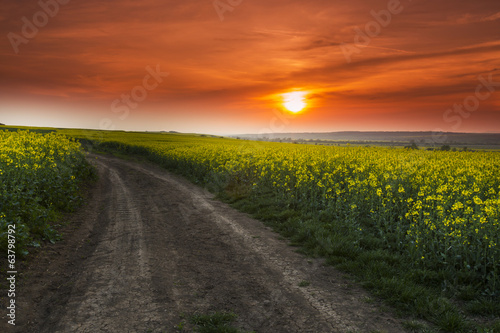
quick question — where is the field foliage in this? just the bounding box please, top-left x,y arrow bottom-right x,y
0,130 -> 94,255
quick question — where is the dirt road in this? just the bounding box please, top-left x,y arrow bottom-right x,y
3,154 -> 406,332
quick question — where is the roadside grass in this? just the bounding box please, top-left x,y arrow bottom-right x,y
176,311 -> 254,333
224,192 -> 500,333
298,280 -> 310,287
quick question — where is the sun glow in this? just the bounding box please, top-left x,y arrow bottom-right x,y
282,91 -> 307,113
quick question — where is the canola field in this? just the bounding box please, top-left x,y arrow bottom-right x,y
75,131 -> 500,296
2,127 -> 498,327
0,130 -> 94,254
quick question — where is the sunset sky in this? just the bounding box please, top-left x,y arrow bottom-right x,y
1,0 -> 499,134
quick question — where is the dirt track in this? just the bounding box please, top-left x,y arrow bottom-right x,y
2,154 -> 407,332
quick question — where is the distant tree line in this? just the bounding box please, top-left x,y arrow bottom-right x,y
404,140 -> 472,152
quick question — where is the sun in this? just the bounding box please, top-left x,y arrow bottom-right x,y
282,91 -> 307,113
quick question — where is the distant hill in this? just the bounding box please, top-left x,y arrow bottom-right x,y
233,131 -> 500,148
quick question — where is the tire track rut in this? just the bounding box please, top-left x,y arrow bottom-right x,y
46,164 -> 163,332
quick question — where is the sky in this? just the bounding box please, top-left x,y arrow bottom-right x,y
1,0 -> 499,135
